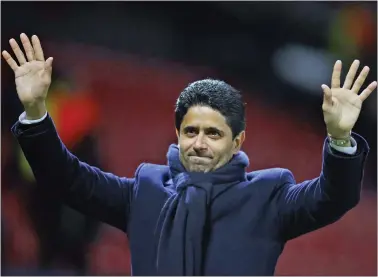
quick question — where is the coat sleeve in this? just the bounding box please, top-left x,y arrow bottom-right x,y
11,113 -> 138,233
272,133 -> 370,241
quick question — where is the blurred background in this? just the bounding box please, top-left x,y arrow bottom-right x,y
1,1 -> 377,276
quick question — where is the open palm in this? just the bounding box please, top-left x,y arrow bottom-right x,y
2,33 -> 53,106
322,60 -> 377,138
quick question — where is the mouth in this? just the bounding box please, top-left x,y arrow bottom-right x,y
188,155 -> 212,164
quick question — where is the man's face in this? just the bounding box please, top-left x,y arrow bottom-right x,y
176,105 -> 245,173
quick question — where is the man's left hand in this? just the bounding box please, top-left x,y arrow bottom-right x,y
322,60 -> 377,138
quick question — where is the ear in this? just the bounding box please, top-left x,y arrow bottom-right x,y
175,128 -> 180,139
232,131 -> 245,154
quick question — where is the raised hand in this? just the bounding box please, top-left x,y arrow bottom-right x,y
2,33 -> 53,119
321,60 -> 377,138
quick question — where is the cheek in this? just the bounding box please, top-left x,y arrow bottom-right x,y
178,137 -> 192,153
209,140 -> 233,158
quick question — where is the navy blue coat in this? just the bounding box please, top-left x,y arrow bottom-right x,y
12,114 -> 369,275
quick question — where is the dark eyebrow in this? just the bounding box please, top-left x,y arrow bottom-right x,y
182,126 -> 224,136
182,126 -> 198,133
205,127 -> 224,135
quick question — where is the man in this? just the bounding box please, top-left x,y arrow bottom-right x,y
2,33 -> 377,276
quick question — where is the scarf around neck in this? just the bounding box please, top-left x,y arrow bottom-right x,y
155,144 -> 249,275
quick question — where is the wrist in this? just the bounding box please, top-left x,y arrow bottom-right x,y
326,128 -> 351,139
24,102 -> 47,120
328,132 -> 352,147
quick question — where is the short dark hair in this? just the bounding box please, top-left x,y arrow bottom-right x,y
175,78 -> 246,139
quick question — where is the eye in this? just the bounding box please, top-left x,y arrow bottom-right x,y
187,131 -> 196,137
207,131 -> 220,139
184,127 -> 197,137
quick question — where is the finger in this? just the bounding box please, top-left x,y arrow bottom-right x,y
2,50 -> 19,71
321,84 -> 332,105
331,60 -> 342,89
342,59 -> 360,89
359,81 -> 377,102
9,38 -> 27,65
20,33 -> 35,61
31,35 -> 45,61
351,66 -> 370,94
45,57 -> 53,70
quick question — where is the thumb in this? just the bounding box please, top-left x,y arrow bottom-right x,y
321,84 -> 332,105
45,57 -> 53,70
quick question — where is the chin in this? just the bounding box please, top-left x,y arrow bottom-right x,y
188,164 -> 213,173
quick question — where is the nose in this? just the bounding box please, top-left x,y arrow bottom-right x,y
193,133 -> 207,152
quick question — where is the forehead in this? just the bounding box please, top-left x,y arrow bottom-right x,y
181,106 -> 229,130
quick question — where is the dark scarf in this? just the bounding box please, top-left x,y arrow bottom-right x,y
155,144 -> 249,275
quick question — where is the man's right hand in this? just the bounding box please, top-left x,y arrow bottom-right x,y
2,33 -> 53,120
